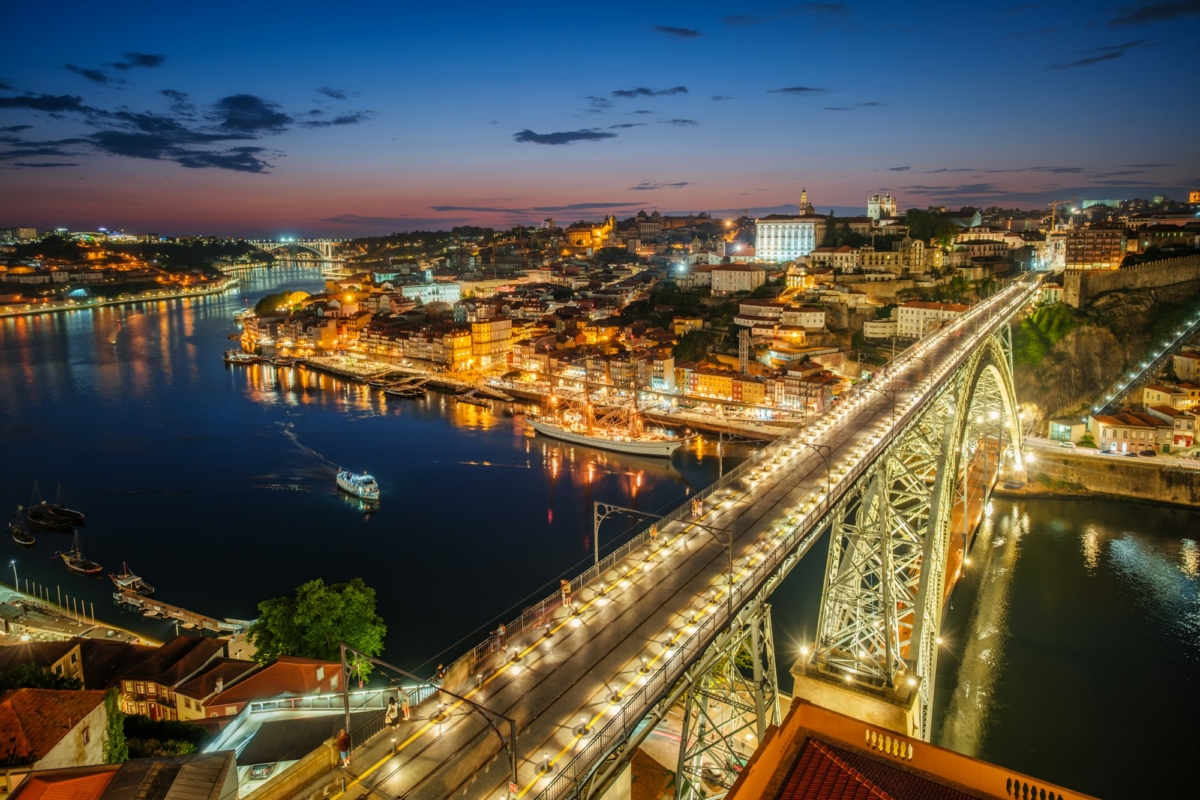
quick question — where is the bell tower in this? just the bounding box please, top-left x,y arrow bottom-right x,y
799,188 -> 809,215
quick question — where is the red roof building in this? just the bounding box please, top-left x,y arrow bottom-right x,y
0,689 -> 108,772
727,701 -> 1095,800
201,656 -> 342,721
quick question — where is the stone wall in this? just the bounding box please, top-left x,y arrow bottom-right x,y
1007,450 -> 1200,507
1063,254 -> 1200,308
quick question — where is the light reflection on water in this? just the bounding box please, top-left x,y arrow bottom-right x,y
933,498 -> 1200,798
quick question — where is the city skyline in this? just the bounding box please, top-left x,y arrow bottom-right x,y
2,0 -> 1198,236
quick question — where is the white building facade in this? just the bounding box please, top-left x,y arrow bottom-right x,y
897,301 -> 969,338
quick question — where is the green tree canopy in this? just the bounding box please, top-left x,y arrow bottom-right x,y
248,578 -> 387,674
254,291 -> 293,315
0,664 -> 83,691
673,330 -> 720,362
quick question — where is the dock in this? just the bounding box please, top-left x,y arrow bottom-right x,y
112,591 -> 255,634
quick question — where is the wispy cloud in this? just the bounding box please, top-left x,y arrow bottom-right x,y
629,180 -> 689,190
0,94 -> 90,112
612,86 -> 688,98
512,128 -> 617,145
725,3 -> 850,26
1093,169 -> 1146,177
321,214 -> 473,229
608,123 -> 645,129
769,86 -> 827,95
710,95 -> 734,101
110,52 -> 165,70
825,101 -> 883,111
1110,0 -> 1200,26
888,166 -> 910,171
12,161 -> 80,168
662,118 -> 698,126
64,65 -> 116,86
651,24 -> 703,38
431,202 -> 642,214
316,86 -> 348,101
300,111 -> 373,128
1047,40 -> 1145,69
1126,162 -> 1172,167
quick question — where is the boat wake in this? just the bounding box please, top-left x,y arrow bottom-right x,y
277,422 -> 337,468
251,483 -> 322,493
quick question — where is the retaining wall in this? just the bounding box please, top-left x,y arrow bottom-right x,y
1063,255 -> 1200,308
1005,450 -> 1200,507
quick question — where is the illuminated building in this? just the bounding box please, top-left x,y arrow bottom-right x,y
866,192 -> 896,220
1065,227 -> 1127,269
755,189 -> 825,262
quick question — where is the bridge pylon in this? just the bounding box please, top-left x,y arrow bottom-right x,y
802,326 -> 1023,741
675,602 -> 780,800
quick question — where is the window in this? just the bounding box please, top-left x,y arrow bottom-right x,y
81,727 -> 90,744
316,666 -> 325,681
55,664 -> 63,675
71,653 -> 78,664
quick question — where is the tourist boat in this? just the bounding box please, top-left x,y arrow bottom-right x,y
383,385 -> 426,399
9,514 -> 35,547
223,349 -> 262,365
109,562 -> 156,596
60,531 -> 103,575
336,469 -> 380,501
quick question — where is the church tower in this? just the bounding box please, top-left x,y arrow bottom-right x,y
799,188 -> 814,216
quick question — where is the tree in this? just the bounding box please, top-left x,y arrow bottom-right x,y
103,688 -> 128,763
0,664 -> 83,691
1077,431 -> 1098,449
248,578 -> 387,676
673,330 -> 719,362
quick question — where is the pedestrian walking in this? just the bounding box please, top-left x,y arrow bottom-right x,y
385,697 -> 399,727
337,728 -> 351,767
401,691 -> 411,720
649,523 -> 658,548
497,622 -> 507,648
436,663 -> 446,682
560,578 -> 572,608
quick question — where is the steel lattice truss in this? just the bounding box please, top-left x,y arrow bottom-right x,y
676,603 -> 780,800
813,329 -> 1021,739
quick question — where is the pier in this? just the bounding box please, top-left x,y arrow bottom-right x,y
112,590 -> 255,635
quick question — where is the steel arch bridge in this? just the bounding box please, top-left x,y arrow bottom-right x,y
249,238 -> 345,261
318,279 -> 1040,800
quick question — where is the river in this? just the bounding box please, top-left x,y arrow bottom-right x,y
1,265 -> 1193,796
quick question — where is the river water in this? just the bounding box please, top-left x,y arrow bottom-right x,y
1,265 -> 1192,796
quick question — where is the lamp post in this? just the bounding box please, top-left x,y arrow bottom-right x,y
791,442 -> 832,503
9,560 -> 16,591
593,502 -> 737,623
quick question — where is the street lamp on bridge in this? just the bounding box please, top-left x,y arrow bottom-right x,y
593,502 -> 737,623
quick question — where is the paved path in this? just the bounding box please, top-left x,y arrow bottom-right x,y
324,280 -> 1040,800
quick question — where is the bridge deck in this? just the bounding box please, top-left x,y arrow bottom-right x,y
325,279 -> 1040,800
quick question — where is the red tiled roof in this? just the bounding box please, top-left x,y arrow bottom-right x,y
175,658 -> 258,701
0,689 -> 106,766
780,738 -> 979,800
206,656 -> 339,708
0,642 -> 77,673
116,636 -> 227,687
8,769 -> 116,800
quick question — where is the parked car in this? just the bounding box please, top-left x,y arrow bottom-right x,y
1124,451 -> 1140,457
1140,449 -> 1157,456
1059,441 -> 1077,449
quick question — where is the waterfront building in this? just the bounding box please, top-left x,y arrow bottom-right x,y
1090,410 -> 1164,453
862,318 -> 898,339
1145,405 -> 1196,449
897,300 -> 968,339
470,317 -> 513,367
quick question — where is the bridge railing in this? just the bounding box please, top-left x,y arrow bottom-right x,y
528,278 -> 1040,800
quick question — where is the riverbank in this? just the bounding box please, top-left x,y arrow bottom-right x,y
0,582 -> 149,646
1002,448 -> 1200,507
0,276 -> 238,318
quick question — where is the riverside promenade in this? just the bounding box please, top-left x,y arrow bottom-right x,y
0,276 -> 238,318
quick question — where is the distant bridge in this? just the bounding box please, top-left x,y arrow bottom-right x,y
248,238 -> 346,261
315,277 -> 1042,800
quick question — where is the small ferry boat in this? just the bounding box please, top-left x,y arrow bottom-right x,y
383,385 -> 426,399
60,531 -> 103,575
336,469 -> 380,501
110,562 -> 155,596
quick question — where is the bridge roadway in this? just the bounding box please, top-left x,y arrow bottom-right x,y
330,277 -> 1041,800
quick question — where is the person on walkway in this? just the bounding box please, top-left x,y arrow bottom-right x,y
401,691 -> 411,720
649,523 -> 658,548
560,579 -> 572,609
385,697 -> 398,727
497,622 -> 506,648
337,728 -> 351,768
436,663 -> 446,683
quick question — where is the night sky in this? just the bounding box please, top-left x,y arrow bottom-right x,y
2,0 -> 1197,237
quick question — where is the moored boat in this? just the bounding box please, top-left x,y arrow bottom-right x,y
455,391 -> 492,408
60,531 -> 102,575
527,417 -> 686,457
223,350 -> 262,365
9,514 -> 35,547
110,562 -> 155,596
24,502 -> 73,531
336,469 -> 380,501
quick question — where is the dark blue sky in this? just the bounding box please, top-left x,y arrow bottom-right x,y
2,0 -> 1197,236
